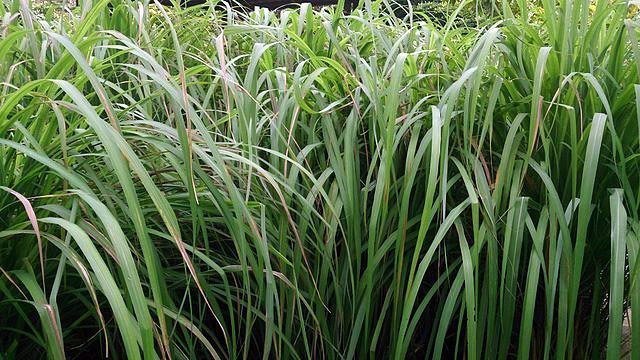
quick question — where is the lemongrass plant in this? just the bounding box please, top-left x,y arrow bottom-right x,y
1,0 -> 639,358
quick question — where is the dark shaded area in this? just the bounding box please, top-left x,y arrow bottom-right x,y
154,0 -> 475,27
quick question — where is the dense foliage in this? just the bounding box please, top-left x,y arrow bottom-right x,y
1,0 -> 639,358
